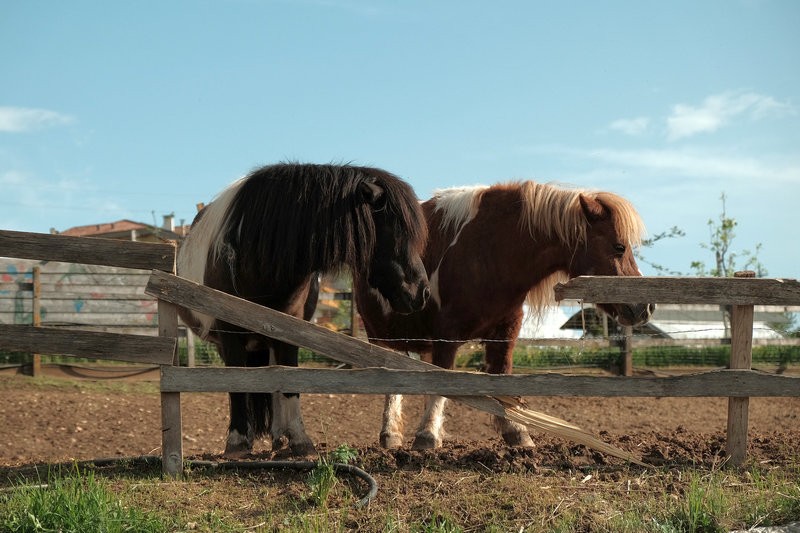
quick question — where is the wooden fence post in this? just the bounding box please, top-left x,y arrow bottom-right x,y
158,242 -> 182,477
31,266 -> 41,377
726,270 -> 755,465
160,299 -> 182,477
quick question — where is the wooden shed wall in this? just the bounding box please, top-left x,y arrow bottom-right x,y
0,258 -> 157,335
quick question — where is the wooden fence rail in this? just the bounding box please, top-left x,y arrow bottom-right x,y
160,366 -> 799,397
553,275 -> 800,305
0,229 -> 175,271
0,324 -> 175,364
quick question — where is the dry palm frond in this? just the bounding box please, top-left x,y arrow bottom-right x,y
493,396 -> 649,468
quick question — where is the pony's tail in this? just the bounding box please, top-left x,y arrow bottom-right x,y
249,392 -> 271,440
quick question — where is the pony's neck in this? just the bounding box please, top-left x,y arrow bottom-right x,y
483,187 -> 576,283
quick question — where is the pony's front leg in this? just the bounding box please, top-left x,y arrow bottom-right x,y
270,393 -> 316,456
269,341 -> 316,456
380,394 -> 405,448
485,338 -> 533,447
225,391 -> 255,458
411,342 -> 456,450
219,331 -> 256,458
411,395 -> 447,449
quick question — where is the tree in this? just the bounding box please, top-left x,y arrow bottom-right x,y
689,192 -> 767,278
636,193 -> 767,279
637,192 -> 783,338
689,192 -> 771,338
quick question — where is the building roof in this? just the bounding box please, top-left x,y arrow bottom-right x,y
553,303 -> 790,340
59,219 -> 149,237
57,217 -> 187,241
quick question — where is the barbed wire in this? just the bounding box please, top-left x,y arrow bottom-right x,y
197,325 -> 789,345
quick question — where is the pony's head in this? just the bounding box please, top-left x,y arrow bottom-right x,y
359,176 -> 430,314
568,192 -> 654,327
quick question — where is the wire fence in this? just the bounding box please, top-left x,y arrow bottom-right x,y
2,324 -> 799,373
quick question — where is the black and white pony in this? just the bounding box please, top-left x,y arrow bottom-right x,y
177,163 -> 430,457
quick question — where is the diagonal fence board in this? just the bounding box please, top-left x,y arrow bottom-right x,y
0,229 -> 176,272
554,276 -> 800,305
147,271 -> 444,371
0,324 -> 177,365
160,366 -> 800,397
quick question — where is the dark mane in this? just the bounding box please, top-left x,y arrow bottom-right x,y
217,163 -> 426,282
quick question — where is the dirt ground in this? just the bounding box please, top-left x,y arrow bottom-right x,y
1,364 -> 798,469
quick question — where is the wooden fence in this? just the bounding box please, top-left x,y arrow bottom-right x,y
2,229 -> 800,475
5,256 -> 795,373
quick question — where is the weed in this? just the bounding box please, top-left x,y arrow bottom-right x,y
307,444 -> 358,507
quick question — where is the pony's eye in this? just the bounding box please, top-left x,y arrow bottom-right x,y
613,243 -> 626,256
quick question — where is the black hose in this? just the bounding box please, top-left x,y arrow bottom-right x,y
13,455 -> 378,508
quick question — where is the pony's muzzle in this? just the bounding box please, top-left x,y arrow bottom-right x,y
602,302 -> 655,327
397,279 -> 430,314
625,302 -> 655,326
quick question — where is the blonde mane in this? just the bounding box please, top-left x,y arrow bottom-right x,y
431,185 -> 488,234
518,181 -> 645,248
517,181 -> 646,313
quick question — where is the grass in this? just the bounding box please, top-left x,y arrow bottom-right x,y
0,372 -> 159,395
2,456 -> 799,532
1,464 -> 172,532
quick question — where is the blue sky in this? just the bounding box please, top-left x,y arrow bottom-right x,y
2,1 -> 798,278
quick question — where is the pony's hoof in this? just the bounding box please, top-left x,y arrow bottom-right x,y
380,432 -> 404,449
502,431 -> 534,448
289,440 -> 317,457
224,431 -> 253,459
411,431 -> 441,450
222,443 -> 252,459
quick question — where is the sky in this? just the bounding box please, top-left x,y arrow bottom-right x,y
2,1 -> 799,278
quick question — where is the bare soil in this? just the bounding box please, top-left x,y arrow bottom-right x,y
1,364 -> 798,469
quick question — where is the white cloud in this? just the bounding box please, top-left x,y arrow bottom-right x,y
666,91 -> 794,141
0,106 -> 74,132
587,147 -> 799,184
609,117 -> 650,136
522,144 -> 800,185
0,170 -> 27,186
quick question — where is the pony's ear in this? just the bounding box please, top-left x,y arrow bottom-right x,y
579,194 -> 606,222
359,178 -> 385,206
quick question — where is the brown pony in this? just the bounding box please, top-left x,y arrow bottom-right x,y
177,163 -> 429,458
354,181 -> 654,450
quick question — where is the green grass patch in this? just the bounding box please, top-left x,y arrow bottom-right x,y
1,465 -> 173,532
